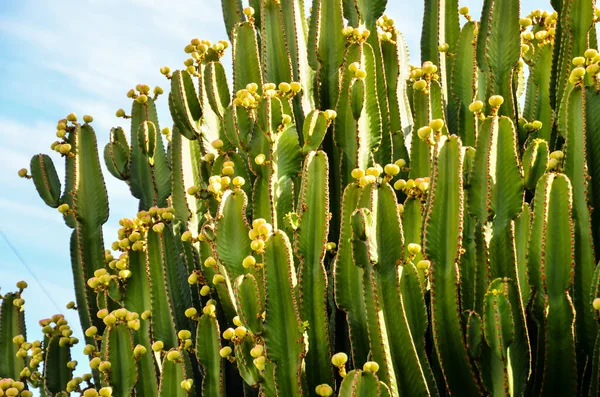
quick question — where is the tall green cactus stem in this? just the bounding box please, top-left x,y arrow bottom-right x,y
0,291 -> 26,379
528,173 -> 577,396
295,151 -> 334,392
263,231 -> 305,396
467,112 -> 530,395
353,181 -> 438,396
563,85 -> 597,354
420,0 -> 460,104
334,183 -> 370,366
423,135 -> 482,395
476,0 -> 521,120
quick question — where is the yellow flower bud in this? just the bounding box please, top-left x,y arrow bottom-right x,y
251,239 -> 265,252
324,109 -> 337,120
166,350 -> 181,362
200,285 -> 211,296
331,352 -> 348,367
223,328 -> 235,340
290,82 -> 302,92
394,179 -> 407,191
234,326 -> 247,338
203,304 -> 216,316
134,344 -> 147,357
253,355 -> 266,371
316,384 -> 334,396
417,126 -> 432,141
213,274 -> 225,284
152,341 -> 164,352
417,260 -> 431,270
250,344 -> 264,357
488,95 -> 504,108
211,139 -> 224,150
178,330 -> 192,340
180,379 -> 194,391
351,168 -> 365,179
242,255 -> 256,268
185,307 -> 198,318
219,346 -> 233,357
407,243 -> 422,255
255,154 -> 266,165
355,69 -> 367,79
429,119 -> 445,131
468,100 -> 484,113
243,7 -> 255,16
459,6 -> 469,15
204,256 -> 217,268
99,387 -> 112,397
363,361 -> 380,373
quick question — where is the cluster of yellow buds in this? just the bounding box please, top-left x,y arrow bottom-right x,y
568,50 -> 600,85
522,119 -> 543,133
331,352 -> 348,377
96,307 -> 141,331
223,318 -> 250,346
520,10 -> 558,52
12,333 -> 43,379
183,38 -> 228,73
348,62 -> 367,79
248,218 -> 272,254
87,268 -> 120,292
249,343 -> 266,370
207,175 -> 227,200
203,302 -> 217,318
177,329 -> 194,351
0,379 -> 31,397
105,251 -> 132,279
38,314 -> 79,347
66,372 -> 96,394
342,25 -> 370,43
394,177 -> 430,197
50,114 -> 80,156
350,164 -> 384,187
547,150 -> 564,171
125,83 -> 161,105
411,62 -> 439,93
233,84 -> 261,108
377,14 -> 395,32
81,386 -> 113,397
416,118 -> 445,145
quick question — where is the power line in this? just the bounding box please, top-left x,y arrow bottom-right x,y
0,229 -> 62,313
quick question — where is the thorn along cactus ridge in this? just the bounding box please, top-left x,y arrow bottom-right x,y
7,0 -> 600,395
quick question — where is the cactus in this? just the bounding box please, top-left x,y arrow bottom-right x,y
9,0 -> 600,396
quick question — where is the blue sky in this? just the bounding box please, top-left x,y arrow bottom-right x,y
0,0 -> 546,386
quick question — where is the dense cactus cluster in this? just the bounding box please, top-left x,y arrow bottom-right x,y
5,0 -> 600,395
